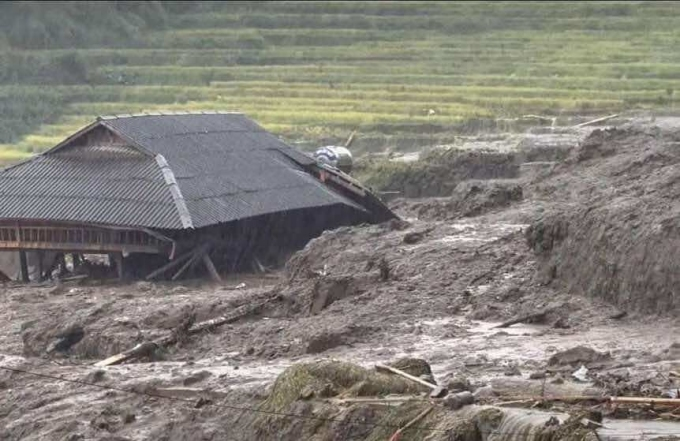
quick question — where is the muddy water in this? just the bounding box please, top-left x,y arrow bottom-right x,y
86,313 -> 680,396
476,407 -> 680,441
600,419 -> 680,440
68,222 -> 680,393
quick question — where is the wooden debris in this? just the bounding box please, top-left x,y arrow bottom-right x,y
609,396 -> 680,407
202,252 -> 222,283
375,363 -> 447,398
495,308 -> 554,328
388,406 -> 434,441
94,342 -> 159,367
327,396 -> 430,406
171,250 -> 202,281
608,310 -> 627,320
145,250 -> 194,280
574,114 -> 619,128
494,395 -> 680,408
94,294 -> 278,367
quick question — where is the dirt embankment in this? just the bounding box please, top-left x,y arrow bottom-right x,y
526,125 -> 680,313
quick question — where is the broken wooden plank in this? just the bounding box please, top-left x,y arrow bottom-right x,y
94,294 -> 278,366
171,249 -> 203,281
609,396 -> 680,406
495,308 -> 554,328
145,249 -> 194,280
574,113 -> 619,128
495,395 -> 680,407
327,396 -> 430,406
388,406 -> 434,441
94,342 -> 159,367
202,252 -> 222,283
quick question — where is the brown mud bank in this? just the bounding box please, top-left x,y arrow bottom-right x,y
526,125 -> 680,313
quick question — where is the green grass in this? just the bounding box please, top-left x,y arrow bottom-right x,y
2,1 -> 680,159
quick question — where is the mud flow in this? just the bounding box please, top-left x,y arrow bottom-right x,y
2,116 -> 680,440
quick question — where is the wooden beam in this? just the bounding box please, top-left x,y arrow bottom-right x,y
19,250 -> 29,283
94,294 -> 276,366
171,251 -> 201,281
37,250 -> 44,282
113,253 -> 124,280
0,241 -> 162,254
202,252 -> 222,283
574,113 -> 619,128
145,249 -> 194,280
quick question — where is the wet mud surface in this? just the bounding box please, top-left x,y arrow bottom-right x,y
2,117 -> 680,440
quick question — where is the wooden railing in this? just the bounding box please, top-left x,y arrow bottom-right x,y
0,224 -> 165,254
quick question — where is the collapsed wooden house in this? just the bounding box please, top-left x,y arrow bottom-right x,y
0,112 -> 395,282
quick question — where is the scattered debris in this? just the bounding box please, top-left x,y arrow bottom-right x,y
609,310 -> 628,320
572,365 -> 590,383
495,307 -> 556,328
375,363 -> 448,398
530,371 -> 547,380
95,293 -> 280,366
46,324 -> 85,354
548,346 -> 611,367
442,391 -> 475,410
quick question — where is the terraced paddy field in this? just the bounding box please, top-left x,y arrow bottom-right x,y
2,1 -> 680,162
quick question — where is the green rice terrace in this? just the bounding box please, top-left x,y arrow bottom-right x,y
1,1 -> 680,163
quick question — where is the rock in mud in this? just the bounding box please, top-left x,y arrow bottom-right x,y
402,230 -> 428,244
135,281 -> 154,293
463,354 -> 488,367
660,342 -> 680,360
302,323 -> 375,355
443,391 -> 475,410
308,276 -> 360,315
388,357 -> 434,380
447,376 -> 472,392
504,365 -> 522,376
84,369 -> 106,383
48,324 -> 85,353
548,346 -> 611,367
386,218 -> 410,231
183,370 -> 212,386
23,319 -> 85,356
551,374 -> 565,384
472,385 -> 496,400
529,371 -> 547,380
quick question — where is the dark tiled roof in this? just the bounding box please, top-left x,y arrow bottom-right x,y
0,112 -> 367,230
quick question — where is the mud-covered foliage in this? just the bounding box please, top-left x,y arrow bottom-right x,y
254,360 -> 428,440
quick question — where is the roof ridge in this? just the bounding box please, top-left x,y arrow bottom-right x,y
98,110 -> 244,120
154,154 -> 194,229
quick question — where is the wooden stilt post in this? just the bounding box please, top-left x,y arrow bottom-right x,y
19,250 -> 29,283
171,251 -> 201,281
72,253 -> 81,271
37,250 -> 44,282
202,252 -> 222,283
145,249 -> 195,280
114,253 -> 124,280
